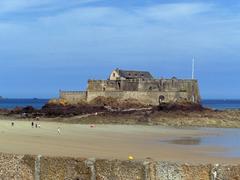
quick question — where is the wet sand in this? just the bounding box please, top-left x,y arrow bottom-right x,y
0,120 -> 239,164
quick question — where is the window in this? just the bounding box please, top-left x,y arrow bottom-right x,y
113,73 -> 115,77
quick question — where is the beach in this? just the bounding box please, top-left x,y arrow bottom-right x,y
0,120 -> 239,164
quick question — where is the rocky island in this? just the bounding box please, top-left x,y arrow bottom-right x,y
0,70 -> 239,179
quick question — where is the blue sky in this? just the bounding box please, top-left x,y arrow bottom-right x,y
0,0 -> 239,99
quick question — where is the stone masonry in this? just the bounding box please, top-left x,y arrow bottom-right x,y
0,153 -> 240,180
60,69 -> 201,105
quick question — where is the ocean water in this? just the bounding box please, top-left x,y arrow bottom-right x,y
161,127 -> 240,158
202,128 -> 240,157
0,99 -> 239,110
202,99 -> 240,110
0,99 -> 49,109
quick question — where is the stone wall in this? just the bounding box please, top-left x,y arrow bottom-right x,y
87,91 -> 192,105
60,79 -> 200,105
0,153 -> 240,180
60,91 -> 87,104
87,79 -> 200,105
0,153 -> 35,179
87,79 -> 199,93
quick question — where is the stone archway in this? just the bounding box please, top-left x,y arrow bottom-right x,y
118,82 -> 121,89
159,95 -> 165,104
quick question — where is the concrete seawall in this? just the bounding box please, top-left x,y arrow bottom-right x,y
1,153 -> 240,180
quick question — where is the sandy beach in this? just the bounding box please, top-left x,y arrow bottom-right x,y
0,119 -> 239,164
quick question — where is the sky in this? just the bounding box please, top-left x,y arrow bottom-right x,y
0,0 -> 239,99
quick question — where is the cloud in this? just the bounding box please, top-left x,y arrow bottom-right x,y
0,1 -> 239,61
36,2 -> 217,30
0,0 -> 100,15
0,1 -> 239,97
136,3 -> 213,21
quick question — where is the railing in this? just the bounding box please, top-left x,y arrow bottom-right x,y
60,90 -> 86,94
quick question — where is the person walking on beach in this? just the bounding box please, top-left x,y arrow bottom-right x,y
11,121 -> 14,127
31,122 -> 34,128
57,127 -> 61,135
35,123 -> 38,128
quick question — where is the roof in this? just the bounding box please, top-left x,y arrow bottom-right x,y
116,69 -> 154,79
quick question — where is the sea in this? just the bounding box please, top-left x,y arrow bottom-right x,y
0,99 -> 49,110
202,99 -> 240,110
0,99 -> 239,110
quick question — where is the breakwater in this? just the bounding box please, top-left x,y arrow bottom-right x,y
1,153 -> 240,180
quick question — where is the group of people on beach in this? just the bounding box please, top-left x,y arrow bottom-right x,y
11,119 -> 61,135
11,120 -> 41,128
31,121 -> 40,128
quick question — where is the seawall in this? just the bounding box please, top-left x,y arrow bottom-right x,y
1,153 -> 240,180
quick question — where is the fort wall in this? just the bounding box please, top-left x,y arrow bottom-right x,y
86,79 -> 200,105
59,91 -> 87,104
0,152 -> 239,180
59,79 -> 200,105
87,91 -> 190,105
87,79 -> 199,92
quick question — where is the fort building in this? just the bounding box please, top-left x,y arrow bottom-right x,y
60,68 -> 201,105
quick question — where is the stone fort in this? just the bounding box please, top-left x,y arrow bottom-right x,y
60,68 -> 201,105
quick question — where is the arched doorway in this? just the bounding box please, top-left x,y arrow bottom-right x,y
159,95 -> 165,104
118,82 -> 121,89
